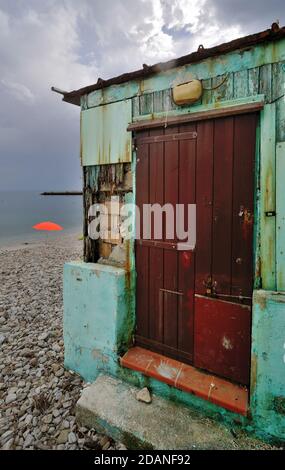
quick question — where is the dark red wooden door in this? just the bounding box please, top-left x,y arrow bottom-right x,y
135,113 -> 257,385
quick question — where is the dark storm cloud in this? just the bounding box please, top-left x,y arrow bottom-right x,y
0,0 -> 284,191
212,0 -> 284,32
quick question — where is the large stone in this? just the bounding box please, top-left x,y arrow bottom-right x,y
5,394 -> 17,405
0,334 -> 7,346
38,332 -> 49,341
2,438 -> 14,450
57,430 -> 69,444
42,414 -> 53,425
76,375 -> 243,450
136,387 -> 152,404
0,334 -> 6,345
68,432 -> 77,444
1,430 -> 14,444
23,434 -> 34,448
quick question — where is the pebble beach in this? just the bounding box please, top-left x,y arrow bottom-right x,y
0,234 -> 280,451
0,234 -> 124,450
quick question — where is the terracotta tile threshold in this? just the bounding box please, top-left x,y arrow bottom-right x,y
120,346 -> 248,416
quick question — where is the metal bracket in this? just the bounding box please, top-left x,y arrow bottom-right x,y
265,211 -> 276,217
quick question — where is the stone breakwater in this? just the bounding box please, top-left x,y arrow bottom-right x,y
0,236 -> 124,450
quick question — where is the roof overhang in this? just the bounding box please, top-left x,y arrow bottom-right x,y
52,24 -> 285,107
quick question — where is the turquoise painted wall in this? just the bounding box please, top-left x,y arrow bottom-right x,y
64,262 -> 135,382
251,291 -> 285,441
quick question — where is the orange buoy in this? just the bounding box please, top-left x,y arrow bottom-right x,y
33,221 -> 63,231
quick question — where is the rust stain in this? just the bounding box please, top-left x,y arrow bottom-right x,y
261,196 -> 274,278
125,139 -> 131,162
255,254 -> 261,283
92,348 -> 109,363
241,207 -> 253,240
250,353 -> 258,394
265,165 -> 274,211
101,88 -> 106,106
125,239 -> 131,272
124,238 -> 132,297
182,251 -> 192,268
93,268 -> 100,278
108,141 -> 111,164
138,80 -> 144,95
255,291 -> 267,310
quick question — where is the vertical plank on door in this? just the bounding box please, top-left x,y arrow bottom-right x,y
178,123 -> 197,243
135,132 -> 150,338
164,125 -> 179,242
164,126 -> 179,348
195,120 -> 214,294
136,244 -> 149,338
178,249 -> 194,357
149,128 -> 164,240
232,114 -> 256,297
149,128 -> 164,342
136,131 -> 149,239
178,123 -> 196,356
212,117 -> 234,295
163,251 -> 178,348
149,246 -> 164,342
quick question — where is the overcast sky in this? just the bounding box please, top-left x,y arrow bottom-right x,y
0,0 -> 284,191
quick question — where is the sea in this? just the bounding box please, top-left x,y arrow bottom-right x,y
0,191 -> 83,246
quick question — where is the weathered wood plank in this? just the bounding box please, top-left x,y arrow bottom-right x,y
248,67 -> 260,96
132,96 -> 140,118
233,69 -> 248,99
139,93 -> 153,115
133,62 -> 272,118
260,103 -> 276,290
163,88 -> 177,111
276,142 -> 285,291
272,61 -> 285,141
153,90 -> 164,113
212,73 -> 234,102
128,101 -> 264,131
259,63 -> 272,103
201,78 -> 212,105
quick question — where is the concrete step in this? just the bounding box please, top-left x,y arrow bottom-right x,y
75,374 -> 263,450
121,346 -> 248,415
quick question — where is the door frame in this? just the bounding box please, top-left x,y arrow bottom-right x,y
131,96 -> 275,400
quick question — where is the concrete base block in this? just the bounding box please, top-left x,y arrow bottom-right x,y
63,261 -> 135,382
251,290 -> 285,441
75,375 -> 266,450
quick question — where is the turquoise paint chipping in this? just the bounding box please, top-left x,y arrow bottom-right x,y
251,290 -> 285,441
81,100 -> 132,166
63,261 -> 135,382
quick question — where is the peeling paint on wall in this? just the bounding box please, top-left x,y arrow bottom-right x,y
81,100 -> 132,165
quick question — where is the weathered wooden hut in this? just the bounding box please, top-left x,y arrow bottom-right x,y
54,24 -> 285,443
